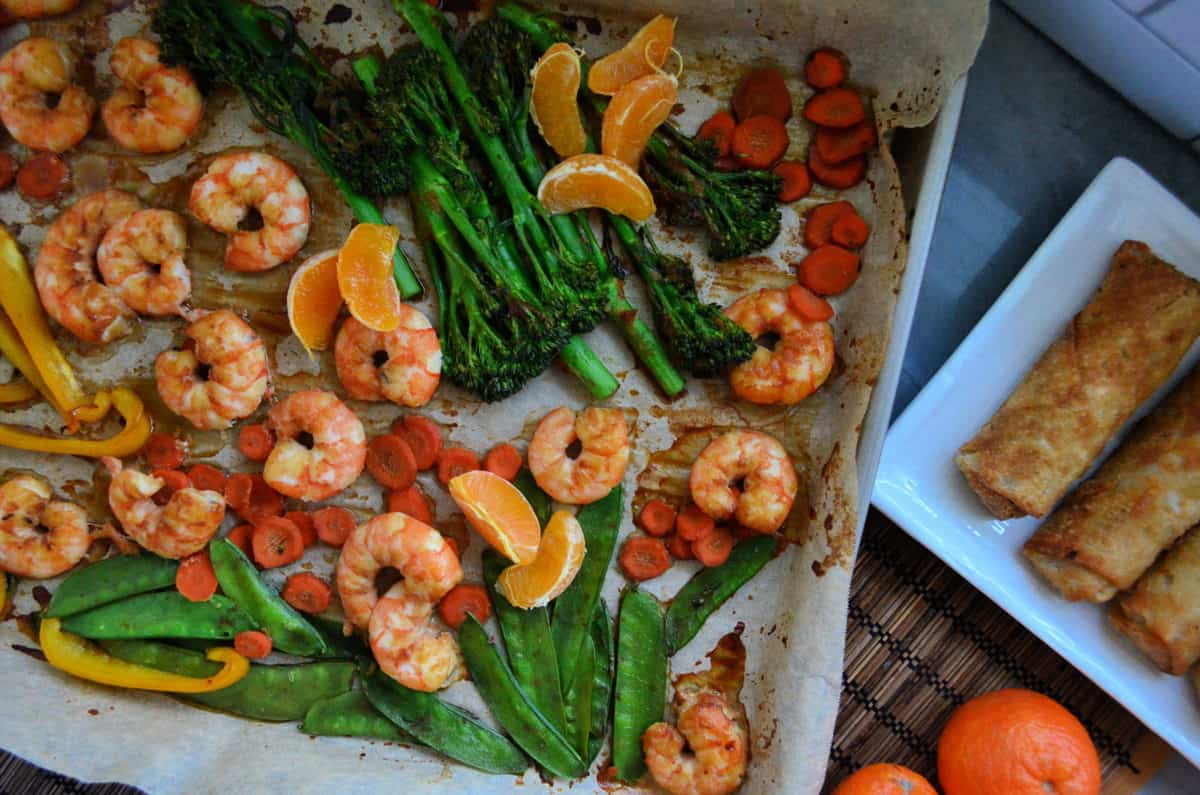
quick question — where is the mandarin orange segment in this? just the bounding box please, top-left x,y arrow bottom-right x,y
601,72 -> 677,167
538,154 -> 656,223
496,510 -> 586,609
530,43 -> 588,159
337,223 -> 402,333
286,250 -> 343,355
588,14 -> 676,96
448,470 -> 541,565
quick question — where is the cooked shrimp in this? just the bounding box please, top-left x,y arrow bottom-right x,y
528,406 -> 630,505
34,190 -> 141,343
96,209 -> 191,316
334,312 -> 442,407
189,151 -> 311,272
155,309 -> 270,430
101,37 -> 202,155
643,688 -> 749,795
336,512 -> 463,691
723,288 -> 834,405
263,390 -> 366,502
0,1 -> 80,22
0,37 -> 94,152
101,458 -> 224,559
0,474 -> 89,578
690,430 -> 797,534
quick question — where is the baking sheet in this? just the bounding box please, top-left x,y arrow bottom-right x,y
0,1 -> 984,792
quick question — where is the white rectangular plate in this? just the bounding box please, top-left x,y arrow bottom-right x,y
873,156 -> 1200,768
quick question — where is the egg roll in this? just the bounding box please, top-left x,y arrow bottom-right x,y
1111,527 -> 1200,674
956,241 -> 1200,519
1023,365 -> 1200,602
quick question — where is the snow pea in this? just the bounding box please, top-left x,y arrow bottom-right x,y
306,613 -> 370,660
100,639 -> 354,721
664,535 -> 775,654
359,659 -> 528,775
482,549 -> 566,735
588,600 -> 614,764
612,587 -> 667,782
208,538 -> 327,657
301,690 -> 409,742
61,592 -> 255,640
45,555 -> 178,618
562,632 -> 595,759
458,616 -> 586,779
512,468 -> 552,526
551,485 -> 622,688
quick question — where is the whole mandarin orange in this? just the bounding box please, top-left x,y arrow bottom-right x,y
830,763 -> 938,795
937,689 -> 1100,795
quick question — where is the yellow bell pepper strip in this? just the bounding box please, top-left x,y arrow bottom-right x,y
0,225 -> 87,418
0,379 -> 37,404
0,310 -> 58,412
39,617 -> 249,693
0,387 -> 151,457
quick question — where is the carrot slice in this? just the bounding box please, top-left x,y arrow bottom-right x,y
799,245 -> 860,296
313,506 -> 356,548
0,152 -> 17,190
803,88 -> 865,128
675,503 -> 716,542
387,484 -> 434,525
234,630 -> 273,660
144,432 -> 185,469
286,511 -> 318,548
437,583 -> 492,630
186,463 -> 226,494
713,156 -> 741,173
730,115 -> 788,170
732,67 -> 792,121
787,284 -> 835,322
16,152 -> 68,201
226,524 -> 254,560
483,444 -> 523,482
637,499 -> 677,538
772,160 -> 811,202
696,111 -> 736,157
224,473 -> 284,522
437,447 -> 481,487
808,145 -> 867,189
666,531 -> 693,560
692,527 -> 734,567
392,415 -> 442,470
151,469 -> 191,506
176,550 -> 218,602
251,516 -> 304,568
814,121 -> 876,165
366,434 -> 418,490
805,48 -> 847,89
804,201 -> 856,249
831,212 -> 869,249
237,424 -> 275,462
619,537 -> 672,581
281,572 -> 332,614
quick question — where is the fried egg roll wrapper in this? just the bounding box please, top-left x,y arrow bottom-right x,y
956,241 -> 1200,519
1111,527 -> 1200,674
1023,366 -> 1200,602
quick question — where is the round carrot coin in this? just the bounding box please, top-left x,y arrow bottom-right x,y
619,536 -> 671,581
366,434 -> 418,490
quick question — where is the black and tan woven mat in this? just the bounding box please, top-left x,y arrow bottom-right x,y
0,511 -> 1172,794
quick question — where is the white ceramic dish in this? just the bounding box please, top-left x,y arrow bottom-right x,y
873,156 -> 1200,768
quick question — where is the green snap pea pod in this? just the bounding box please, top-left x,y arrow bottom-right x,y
458,616 -> 586,779
100,639 -> 355,721
588,600 -> 614,764
301,690 -> 410,741
61,592 -> 255,640
664,535 -> 776,654
551,485 -> 622,689
209,539 -> 327,657
306,613 -> 370,659
482,549 -> 566,734
360,659 -> 528,775
562,632 -> 594,759
512,468 -> 552,526
613,587 -> 667,782
45,555 -> 178,618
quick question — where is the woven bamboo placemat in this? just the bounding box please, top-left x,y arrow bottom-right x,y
0,510 -> 1174,794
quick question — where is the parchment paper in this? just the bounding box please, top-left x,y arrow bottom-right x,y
0,1 -> 985,792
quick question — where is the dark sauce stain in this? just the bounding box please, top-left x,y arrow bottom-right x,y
32,586 -> 51,610
12,644 -> 46,662
561,14 -> 602,36
324,3 -> 352,24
